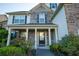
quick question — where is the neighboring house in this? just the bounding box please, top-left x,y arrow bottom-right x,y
6,3 -> 58,49
0,15 -> 8,29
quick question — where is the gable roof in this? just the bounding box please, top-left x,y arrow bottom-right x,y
6,11 -> 30,15
30,3 -> 53,13
7,3 -> 53,15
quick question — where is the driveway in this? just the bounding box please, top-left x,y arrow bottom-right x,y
36,49 -> 54,56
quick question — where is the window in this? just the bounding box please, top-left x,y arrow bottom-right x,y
20,16 -> 25,24
50,3 -> 57,8
39,13 -> 45,23
13,16 -> 20,24
13,15 -> 25,24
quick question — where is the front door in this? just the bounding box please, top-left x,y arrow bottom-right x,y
39,32 -> 45,46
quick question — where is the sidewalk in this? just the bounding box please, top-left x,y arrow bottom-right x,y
36,49 -> 54,56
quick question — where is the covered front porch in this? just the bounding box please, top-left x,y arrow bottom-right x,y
7,25 -> 58,49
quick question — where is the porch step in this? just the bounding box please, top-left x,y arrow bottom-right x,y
37,46 -> 49,49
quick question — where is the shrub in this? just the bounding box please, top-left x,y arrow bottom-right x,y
50,43 -> 61,52
50,43 -> 62,55
0,28 -> 8,47
0,39 -> 7,47
0,28 -> 8,39
11,39 -> 32,55
0,46 -> 26,56
50,34 -> 79,56
60,34 -> 79,55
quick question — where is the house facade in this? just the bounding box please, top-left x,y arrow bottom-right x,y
6,3 -> 79,49
6,3 -> 58,49
52,4 -> 69,40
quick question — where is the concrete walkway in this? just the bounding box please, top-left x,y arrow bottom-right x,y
36,49 -> 54,56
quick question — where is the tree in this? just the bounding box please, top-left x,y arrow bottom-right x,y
0,28 -> 8,47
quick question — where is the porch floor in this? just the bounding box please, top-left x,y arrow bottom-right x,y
36,49 -> 54,56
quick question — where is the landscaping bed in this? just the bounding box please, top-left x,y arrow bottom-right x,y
50,34 -> 79,56
0,28 -> 36,56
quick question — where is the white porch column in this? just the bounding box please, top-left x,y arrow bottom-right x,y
45,31 -> 47,46
55,28 -> 58,43
48,28 -> 51,45
26,28 -> 28,40
35,28 -> 37,49
7,28 -> 11,46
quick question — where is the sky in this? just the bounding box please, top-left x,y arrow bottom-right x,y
0,3 -> 39,14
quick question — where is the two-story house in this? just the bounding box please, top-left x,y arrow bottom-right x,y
6,3 -> 58,49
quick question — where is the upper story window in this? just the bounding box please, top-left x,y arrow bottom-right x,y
38,13 -> 45,23
50,3 -> 57,8
13,15 -> 26,24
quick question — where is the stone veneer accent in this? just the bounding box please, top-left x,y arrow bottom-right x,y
30,4 -> 53,23
64,3 -> 79,35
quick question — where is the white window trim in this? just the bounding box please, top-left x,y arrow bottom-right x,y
13,15 -> 25,24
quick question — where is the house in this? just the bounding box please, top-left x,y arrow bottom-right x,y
0,15 -> 8,29
6,3 -> 58,49
6,3 -> 79,49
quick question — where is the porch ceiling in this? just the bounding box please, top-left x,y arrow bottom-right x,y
7,23 -> 57,27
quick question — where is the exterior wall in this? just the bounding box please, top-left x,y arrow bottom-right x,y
28,30 -> 35,48
7,15 -> 30,25
51,29 -> 55,43
7,12 -> 53,24
27,15 -> 30,23
53,6 -> 68,40
30,12 -> 37,23
7,15 -> 13,25
64,4 -> 79,35
30,9 -> 53,23
7,4 -> 53,25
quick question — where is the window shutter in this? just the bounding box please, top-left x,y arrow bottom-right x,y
37,14 -> 39,23
25,16 -> 27,24
45,14 -> 47,23
12,16 -> 15,24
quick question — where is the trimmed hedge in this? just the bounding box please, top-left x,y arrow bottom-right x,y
0,46 -> 26,56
